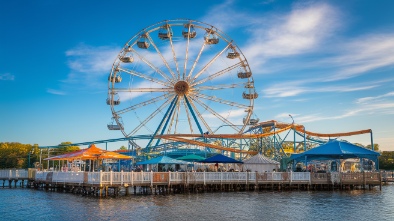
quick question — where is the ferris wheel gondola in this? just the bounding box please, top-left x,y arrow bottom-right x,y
107,19 -> 258,149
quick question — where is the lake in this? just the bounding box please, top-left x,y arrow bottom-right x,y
1,184 -> 393,221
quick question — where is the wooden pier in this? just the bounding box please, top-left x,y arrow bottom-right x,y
0,169 -> 35,188
0,169 -> 383,196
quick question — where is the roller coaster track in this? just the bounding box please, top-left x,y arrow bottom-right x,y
159,123 -> 372,154
40,119 -> 372,156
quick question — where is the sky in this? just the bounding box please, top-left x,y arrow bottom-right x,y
1,0 -> 393,151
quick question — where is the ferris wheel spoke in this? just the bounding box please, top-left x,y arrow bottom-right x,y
191,42 -> 232,83
192,93 -> 250,109
187,41 -> 207,82
194,83 -> 245,91
129,49 -> 175,84
119,67 -> 171,87
127,96 -> 175,136
185,96 -> 214,134
190,95 -> 240,133
168,30 -> 181,80
183,25 -> 193,81
191,61 -> 242,87
115,94 -> 171,115
113,88 -> 173,93
145,33 -> 178,80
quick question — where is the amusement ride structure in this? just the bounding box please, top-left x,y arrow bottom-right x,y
107,19 -> 257,153
40,19 -> 374,166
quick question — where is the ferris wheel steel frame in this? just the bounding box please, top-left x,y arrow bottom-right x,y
107,19 -> 258,152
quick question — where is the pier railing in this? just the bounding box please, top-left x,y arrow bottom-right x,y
382,171 -> 394,182
20,170 -> 383,187
32,171 -> 312,186
0,169 -> 30,179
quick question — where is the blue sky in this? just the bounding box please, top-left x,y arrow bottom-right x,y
1,0 -> 393,151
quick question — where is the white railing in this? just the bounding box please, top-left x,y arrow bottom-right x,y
0,169 -> 29,179
330,172 -> 340,184
51,172 -> 84,184
30,171 -> 382,186
290,172 -> 311,182
35,171 -> 48,181
169,172 -> 185,183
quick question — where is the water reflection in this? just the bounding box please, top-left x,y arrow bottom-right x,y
1,185 -> 394,221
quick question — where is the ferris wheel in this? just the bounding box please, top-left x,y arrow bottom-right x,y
107,19 -> 258,148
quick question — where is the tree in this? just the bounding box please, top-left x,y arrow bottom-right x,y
379,151 -> 394,170
354,143 -> 365,147
57,142 -> 80,154
0,142 -> 36,169
119,145 -> 127,150
366,144 -> 379,151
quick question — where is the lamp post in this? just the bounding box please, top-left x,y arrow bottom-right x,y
289,114 -> 294,124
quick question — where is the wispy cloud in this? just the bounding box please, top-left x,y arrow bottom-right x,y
47,89 -> 66,95
321,34 -> 394,81
64,44 -> 120,86
285,91 -> 394,123
48,44 -> 121,95
263,80 -> 378,98
242,2 -> 340,68
356,91 -> 394,104
66,44 -> 119,73
201,0 -> 253,32
0,73 -> 15,81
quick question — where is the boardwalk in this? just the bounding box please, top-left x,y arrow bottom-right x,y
0,169 -> 383,195
0,169 -> 34,187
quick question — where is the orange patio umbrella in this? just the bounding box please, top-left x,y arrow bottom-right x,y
44,144 -> 131,160
98,151 -> 132,160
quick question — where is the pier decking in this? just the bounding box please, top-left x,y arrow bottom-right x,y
0,169 -> 34,187
0,169 -> 384,196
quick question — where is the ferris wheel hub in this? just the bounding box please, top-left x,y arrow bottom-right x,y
174,80 -> 190,96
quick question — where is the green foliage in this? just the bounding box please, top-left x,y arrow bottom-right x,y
354,143 -> 365,147
366,144 -> 379,151
379,151 -> 394,170
57,142 -> 80,154
119,145 -> 127,150
0,142 -> 39,169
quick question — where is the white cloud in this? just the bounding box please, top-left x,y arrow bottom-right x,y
291,97 -> 394,124
200,0 -> 252,32
263,80 -> 378,98
356,91 -> 394,104
242,2 -> 340,68
0,73 -> 15,81
321,34 -> 394,81
47,89 -> 66,95
66,44 -> 119,74
64,44 -> 120,85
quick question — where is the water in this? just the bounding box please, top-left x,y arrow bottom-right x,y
1,185 -> 394,221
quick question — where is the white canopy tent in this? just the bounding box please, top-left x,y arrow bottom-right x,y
243,154 -> 280,172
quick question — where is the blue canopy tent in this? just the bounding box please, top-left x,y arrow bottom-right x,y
176,154 -> 206,162
200,154 -> 243,172
136,156 -> 188,165
290,140 -> 380,171
136,156 -> 189,172
201,154 -> 243,164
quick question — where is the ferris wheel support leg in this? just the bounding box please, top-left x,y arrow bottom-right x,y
184,95 -> 204,135
146,96 -> 178,150
155,97 -> 179,147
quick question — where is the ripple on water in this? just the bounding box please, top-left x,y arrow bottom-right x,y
1,185 -> 394,221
